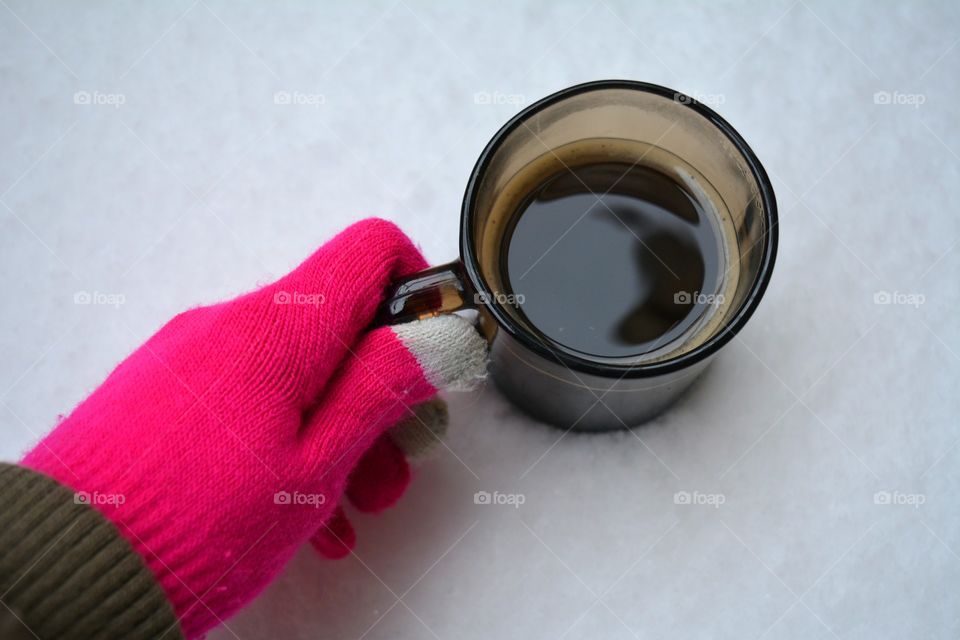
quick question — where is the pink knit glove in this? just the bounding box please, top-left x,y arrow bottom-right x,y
21,219 -> 487,639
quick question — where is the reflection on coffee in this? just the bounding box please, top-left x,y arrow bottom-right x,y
501,157 -> 726,360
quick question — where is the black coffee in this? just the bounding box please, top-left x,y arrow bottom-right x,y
502,162 -> 722,359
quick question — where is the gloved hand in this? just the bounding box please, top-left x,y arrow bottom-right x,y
21,218 -> 487,639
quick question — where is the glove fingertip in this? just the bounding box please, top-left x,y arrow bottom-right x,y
391,315 -> 488,392
310,506 -> 356,560
347,437 -> 411,513
389,397 -> 449,461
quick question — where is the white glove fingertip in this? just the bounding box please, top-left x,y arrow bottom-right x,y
391,314 -> 488,392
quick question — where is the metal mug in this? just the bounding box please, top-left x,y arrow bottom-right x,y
377,80 -> 778,431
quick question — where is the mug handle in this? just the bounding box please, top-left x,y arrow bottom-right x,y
374,260 -> 473,326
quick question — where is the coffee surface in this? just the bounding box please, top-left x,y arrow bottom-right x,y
502,162 -> 723,359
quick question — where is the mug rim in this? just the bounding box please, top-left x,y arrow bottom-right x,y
460,79 -> 779,379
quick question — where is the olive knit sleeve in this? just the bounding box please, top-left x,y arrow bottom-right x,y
0,463 -> 183,640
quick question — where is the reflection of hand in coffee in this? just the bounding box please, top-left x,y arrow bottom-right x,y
615,228 -> 706,347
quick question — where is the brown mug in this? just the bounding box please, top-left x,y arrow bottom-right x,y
377,80 -> 778,431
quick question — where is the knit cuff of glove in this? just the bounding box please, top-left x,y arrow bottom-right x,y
0,463 -> 182,640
